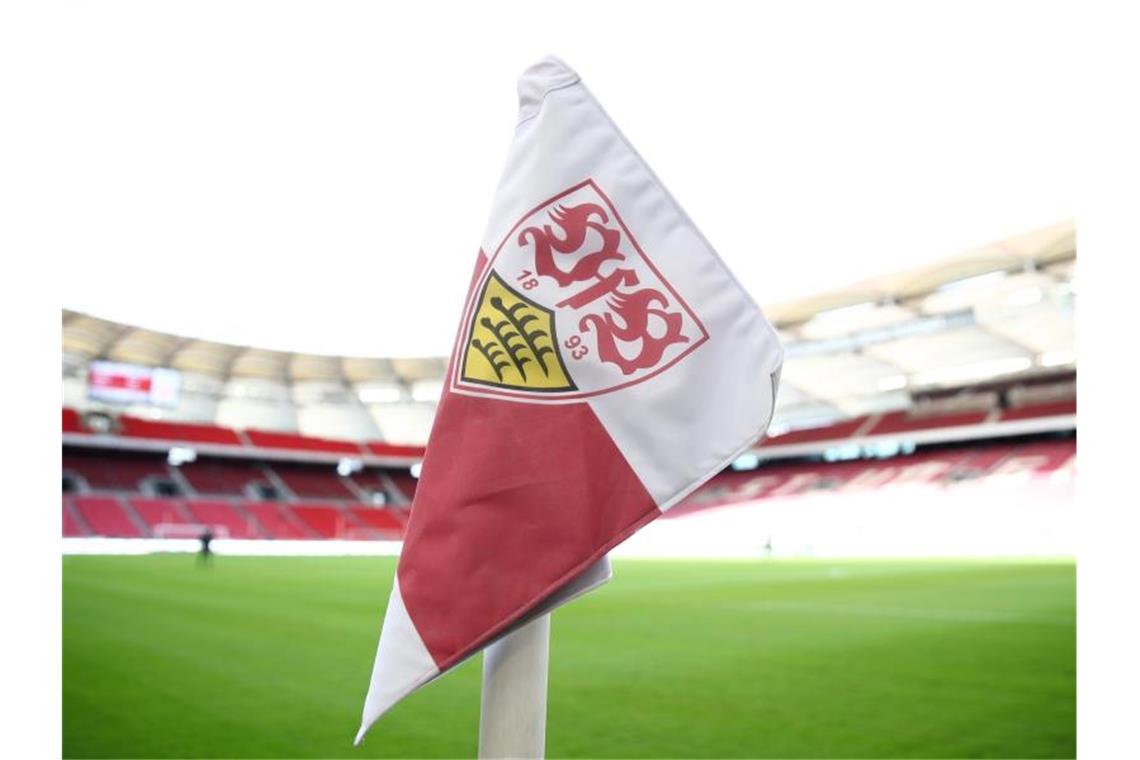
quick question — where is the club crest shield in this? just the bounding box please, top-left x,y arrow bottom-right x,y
452,179 -> 708,402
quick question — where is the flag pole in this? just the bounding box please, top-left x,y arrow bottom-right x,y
478,613 -> 551,759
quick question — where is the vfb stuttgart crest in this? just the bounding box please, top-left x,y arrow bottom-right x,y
452,179 -> 708,401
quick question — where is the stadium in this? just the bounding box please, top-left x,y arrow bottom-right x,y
32,4 -> 1110,757
62,218 -> 1075,758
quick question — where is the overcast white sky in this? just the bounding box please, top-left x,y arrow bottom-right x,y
28,1 -> 1075,357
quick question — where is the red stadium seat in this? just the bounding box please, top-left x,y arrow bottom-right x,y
118,415 -> 244,446
665,435 -> 1075,519
245,503 -> 312,540
993,439 -> 1076,475
348,506 -> 406,538
130,497 -> 191,534
74,496 -> 143,537
954,442 -> 1020,474
761,416 -> 871,446
245,429 -> 363,455
178,458 -> 265,496
63,450 -> 171,493
185,500 -> 259,539
289,503 -> 352,539
1000,400 -> 1077,422
62,407 -> 85,434
385,472 -> 419,502
364,441 -> 427,459
350,468 -> 393,500
867,410 -> 990,436
271,463 -> 357,500
62,498 -> 90,537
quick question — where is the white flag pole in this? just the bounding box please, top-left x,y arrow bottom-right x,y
478,613 -> 551,759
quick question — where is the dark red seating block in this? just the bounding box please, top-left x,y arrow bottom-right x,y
386,472 -> 419,502
63,450 -> 170,493
271,463 -> 356,500
178,458 -> 264,496
1001,400 -> 1077,421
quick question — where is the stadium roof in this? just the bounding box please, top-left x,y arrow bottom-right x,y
64,220 -> 1074,439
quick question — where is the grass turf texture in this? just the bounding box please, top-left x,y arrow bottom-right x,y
63,556 -> 1075,759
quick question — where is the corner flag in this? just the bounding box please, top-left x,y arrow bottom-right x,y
356,56 -> 783,744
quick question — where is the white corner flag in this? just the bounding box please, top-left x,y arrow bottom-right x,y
356,56 -> 783,745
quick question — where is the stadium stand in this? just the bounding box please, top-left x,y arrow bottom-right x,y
762,416 -> 872,446
991,438 -> 1076,474
289,503 -> 352,539
184,499 -> 259,539
63,449 -> 171,492
867,409 -> 992,435
118,415 -> 245,446
270,463 -> 358,500
62,407 -> 85,434
365,441 -> 430,459
671,434 -> 1075,518
129,497 -> 192,534
1000,399 -> 1077,421
245,429 -> 362,455
73,496 -> 144,537
386,472 -> 419,502
62,498 -> 90,537
177,458 -> 266,496
61,417 -> 1074,540
349,468 -> 395,503
60,221 -> 1077,545
61,378 -> 1078,542
245,502 -> 312,540
348,506 -> 406,538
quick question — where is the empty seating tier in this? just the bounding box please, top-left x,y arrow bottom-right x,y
185,500 -> 259,539
178,458 -> 265,496
270,463 -> 357,500
1000,400 -> 1077,421
245,503 -> 312,540
365,441 -> 427,458
118,415 -> 244,445
867,410 -> 991,435
386,472 -> 419,502
130,498 -> 191,534
62,498 -> 89,537
289,504 -> 351,539
246,429 -> 362,455
763,416 -> 870,446
348,507 -> 406,538
73,496 -> 143,538
63,450 -> 171,492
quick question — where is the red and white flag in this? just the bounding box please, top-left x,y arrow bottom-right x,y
356,57 -> 783,743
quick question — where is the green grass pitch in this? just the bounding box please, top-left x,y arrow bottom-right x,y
63,555 -> 1075,758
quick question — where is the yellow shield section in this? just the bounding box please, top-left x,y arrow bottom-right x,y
461,272 -> 575,392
